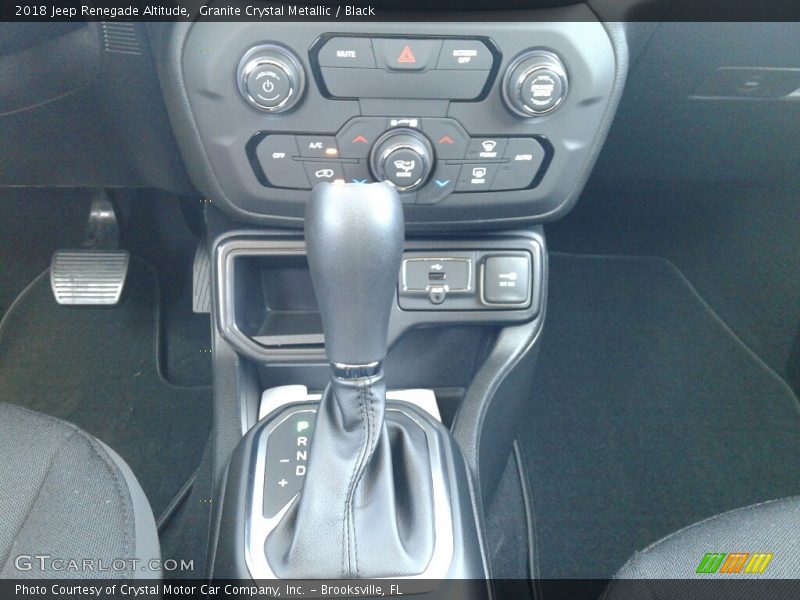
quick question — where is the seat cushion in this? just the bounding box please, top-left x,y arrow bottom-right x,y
0,402 -> 160,578
604,496 -> 800,598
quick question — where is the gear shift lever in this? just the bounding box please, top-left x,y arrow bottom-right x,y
265,182 -> 436,578
304,182 -> 404,373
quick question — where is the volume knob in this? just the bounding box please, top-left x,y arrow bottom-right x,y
237,44 -> 305,113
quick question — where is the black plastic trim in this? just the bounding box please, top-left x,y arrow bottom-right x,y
212,228 -> 546,365
308,32 -> 502,103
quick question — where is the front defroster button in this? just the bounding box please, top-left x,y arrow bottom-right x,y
466,138 -> 508,160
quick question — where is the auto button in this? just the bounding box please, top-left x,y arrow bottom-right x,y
491,138 -> 546,190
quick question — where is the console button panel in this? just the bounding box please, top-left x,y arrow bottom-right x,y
316,36 -> 495,100
253,117 -> 546,203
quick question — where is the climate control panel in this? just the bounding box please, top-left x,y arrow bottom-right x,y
177,15 -> 622,228
252,117 -> 547,204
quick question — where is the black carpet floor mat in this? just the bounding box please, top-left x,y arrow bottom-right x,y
0,258 -> 212,519
0,189 -> 89,317
519,253 -> 800,579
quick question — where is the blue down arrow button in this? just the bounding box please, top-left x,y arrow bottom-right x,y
418,164 -> 460,204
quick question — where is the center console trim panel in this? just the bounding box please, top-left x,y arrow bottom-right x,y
212,228 -> 546,364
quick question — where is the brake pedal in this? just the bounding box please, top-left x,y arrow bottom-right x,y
50,189 -> 129,306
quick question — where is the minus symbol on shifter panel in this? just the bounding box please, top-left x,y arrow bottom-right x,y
279,459 -> 290,463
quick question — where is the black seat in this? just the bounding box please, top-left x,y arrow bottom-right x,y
604,496 -> 800,598
0,402 -> 160,578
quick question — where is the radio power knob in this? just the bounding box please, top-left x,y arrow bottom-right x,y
237,44 -> 305,113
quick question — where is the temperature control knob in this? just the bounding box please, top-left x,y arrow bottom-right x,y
369,128 -> 434,192
503,50 -> 568,117
237,44 -> 305,113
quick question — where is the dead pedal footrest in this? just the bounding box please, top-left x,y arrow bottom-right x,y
50,249 -> 130,306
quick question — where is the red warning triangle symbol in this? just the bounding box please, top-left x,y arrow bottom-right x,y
397,45 -> 417,64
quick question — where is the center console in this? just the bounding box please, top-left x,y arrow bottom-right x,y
152,6 -> 626,587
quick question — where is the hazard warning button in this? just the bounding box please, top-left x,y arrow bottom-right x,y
372,38 -> 442,71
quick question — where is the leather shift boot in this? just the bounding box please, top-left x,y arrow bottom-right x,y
264,371 -> 435,578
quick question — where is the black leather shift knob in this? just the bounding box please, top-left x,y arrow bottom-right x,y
305,182 -> 404,367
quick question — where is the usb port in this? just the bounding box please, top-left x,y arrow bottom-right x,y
428,272 -> 446,281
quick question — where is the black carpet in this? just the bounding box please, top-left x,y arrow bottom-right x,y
0,188 -> 89,316
485,444 -> 531,580
520,253 -> 800,579
0,258 -> 212,519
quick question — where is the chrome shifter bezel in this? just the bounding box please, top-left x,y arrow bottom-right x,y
244,400 -> 455,582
